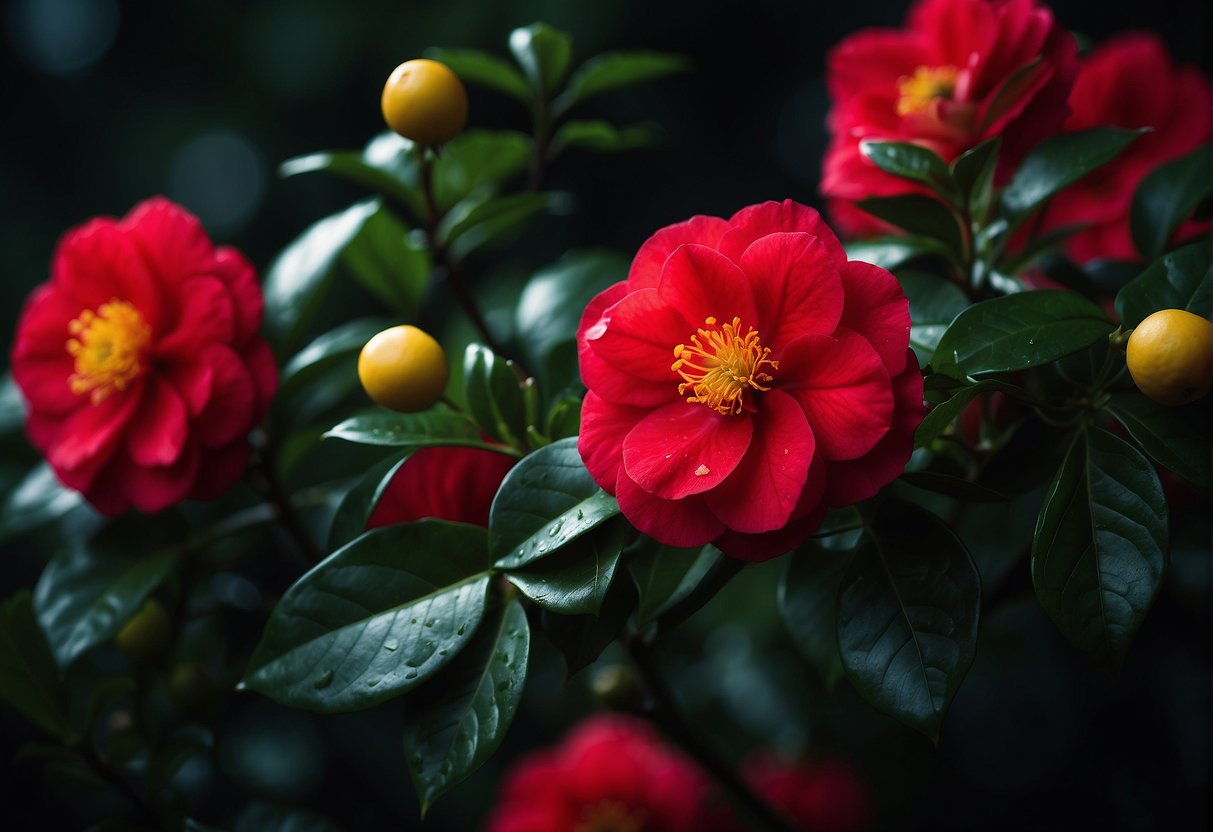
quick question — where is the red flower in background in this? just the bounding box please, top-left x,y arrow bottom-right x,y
739,756 -> 870,832
10,198 -> 277,515
1038,33 -> 1212,262
484,715 -> 708,832
577,200 -> 923,561
365,445 -> 516,529
822,0 -> 1078,235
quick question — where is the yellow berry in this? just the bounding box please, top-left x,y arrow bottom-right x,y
1126,309 -> 1213,406
358,325 -> 449,412
380,59 -> 468,146
115,598 -> 172,661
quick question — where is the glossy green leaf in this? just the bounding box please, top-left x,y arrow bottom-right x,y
860,141 -> 958,202
837,500 -> 980,739
1032,429 -> 1168,672
0,373 -> 25,437
555,51 -> 688,113
0,463 -> 85,541
932,291 -> 1113,380
855,195 -> 963,254
899,471 -> 1008,502
243,521 -> 492,712
505,520 -> 625,615
1131,144 -> 1212,262
328,452 -> 409,550
325,406 -> 514,455
490,438 -> 620,567
899,270 -> 969,365
424,47 -> 532,103
0,591 -> 70,738
546,394 -> 583,441
1105,393 -> 1210,490
629,543 -> 722,626
844,235 -> 955,271
1115,242 -> 1211,328
280,133 -> 424,217
508,22 -> 572,95
542,569 -> 637,676
433,131 -> 533,211
950,136 -> 1000,219
549,121 -> 655,158
463,344 -> 528,446
915,379 -> 1027,449
34,538 -> 178,668
277,317 -> 392,404
653,551 -> 745,636
404,598 -> 529,814
1001,128 -> 1143,223
341,209 -> 430,315
778,548 -> 850,688
441,193 -> 557,259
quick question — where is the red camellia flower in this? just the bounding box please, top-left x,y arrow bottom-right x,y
10,198 -> 278,515
822,0 -> 1078,235
577,200 -> 923,561
484,715 -> 708,832
1037,33 -> 1212,262
365,445 -> 516,529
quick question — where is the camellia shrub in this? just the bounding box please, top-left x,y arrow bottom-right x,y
1,2 -> 1209,830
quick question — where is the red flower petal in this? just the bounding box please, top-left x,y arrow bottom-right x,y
212,246 -> 264,346
192,344 -> 256,447
126,379 -> 189,467
242,338 -> 279,420
838,260 -> 911,376
154,276 -> 237,358
12,354 -> 78,416
615,470 -> 725,547
582,288 -> 683,408
367,446 -> 516,528
703,390 -> 815,533
737,232 -> 845,350
52,219 -> 164,332
719,200 -> 847,271
49,387 -> 142,473
117,440 -> 202,514
657,244 -> 757,333
188,441 -> 253,501
780,330 -> 893,461
627,214 -> 731,290
714,502 -> 828,563
164,359 -> 214,417
578,392 -> 648,494
622,402 -> 752,500
123,197 -> 217,289
825,351 -> 925,506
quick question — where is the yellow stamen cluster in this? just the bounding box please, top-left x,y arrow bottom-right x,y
896,64 -> 960,116
672,316 -> 777,416
575,800 -> 646,832
66,299 -> 151,404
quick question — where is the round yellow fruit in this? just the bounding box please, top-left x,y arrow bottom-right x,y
380,59 -> 468,146
358,325 -> 449,412
1126,309 -> 1213,406
115,598 -> 172,661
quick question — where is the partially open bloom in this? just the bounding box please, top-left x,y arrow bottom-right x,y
365,445 -> 516,529
11,198 -> 277,515
1037,33 -> 1212,262
577,200 -> 923,561
822,0 -> 1078,234
485,715 -> 708,832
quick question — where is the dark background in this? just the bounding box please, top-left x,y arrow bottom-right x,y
1,0 -> 1210,830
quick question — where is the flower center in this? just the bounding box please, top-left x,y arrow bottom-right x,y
671,316 -> 777,416
66,299 -> 151,404
896,65 -> 959,116
575,800 -> 647,832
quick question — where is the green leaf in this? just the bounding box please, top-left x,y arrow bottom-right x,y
546,394 -> 583,441
328,452 -> 408,550
463,345 -> 528,446
855,195 -> 963,255
0,463 -> 85,541
860,141 -> 958,203
899,471 -> 1008,502
489,438 -> 620,567
404,598 -> 529,814
424,47 -> 532,103
277,317 -> 392,404
1131,144 -> 1212,262
844,235 -> 956,271
950,137 -> 1001,219
0,372 -> 26,437
280,134 -> 424,218
653,551 -> 745,636
914,378 -> 1027,449
549,121 -> 655,158
34,538 -> 178,668
629,544 -> 722,627
433,130 -> 534,211
0,591 -> 70,738
340,209 -> 430,316
899,271 -> 969,365
508,22 -> 573,95
325,406 -> 514,456
1105,393 -> 1210,490
1115,242 -> 1212,328
263,199 -> 383,350
243,521 -> 492,712
1001,128 -> 1144,223
440,193 -> 557,260
1032,429 -> 1168,672
554,51 -> 689,115
932,291 -> 1114,380
778,549 -> 850,688
837,500 -> 980,739
506,520 -> 625,615
541,570 -> 637,676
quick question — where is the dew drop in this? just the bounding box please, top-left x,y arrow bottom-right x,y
366,677 -> 381,687
313,670 -> 333,689
384,638 -> 399,651
405,670 -> 418,680
694,464 -> 710,476
457,623 -> 467,636
576,509 -> 584,520
783,448 -> 789,455
548,521 -> 563,537
424,620 -> 435,628
664,453 -> 672,459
